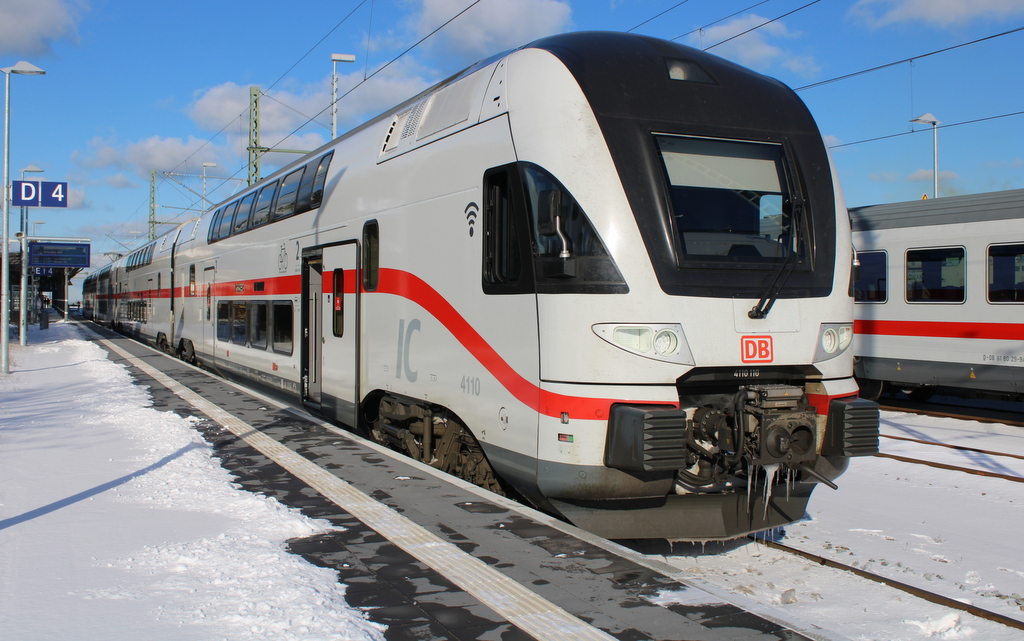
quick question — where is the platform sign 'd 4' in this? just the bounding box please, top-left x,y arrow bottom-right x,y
12,180 -> 69,208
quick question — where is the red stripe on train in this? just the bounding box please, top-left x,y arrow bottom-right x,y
855,319 -> 1024,341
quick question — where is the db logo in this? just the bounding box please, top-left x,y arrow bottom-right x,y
741,335 -> 774,363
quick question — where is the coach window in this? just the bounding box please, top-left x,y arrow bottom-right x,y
906,247 -> 965,303
189,265 -> 196,296
988,244 -> 1024,303
333,269 -> 345,337
310,152 -> 333,208
216,301 -> 231,341
295,159 -> 320,214
273,168 -> 305,220
216,201 -> 239,240
207,208 -> 223,243
232,193 -> 257,235
853,250 -> 887,302
251,181 -> 278,228
231,301 -> 248,344
272,301 -> 293,355
251,302 -> 269,349
362,220 -> 379,291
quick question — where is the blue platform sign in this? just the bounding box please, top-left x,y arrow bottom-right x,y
12,180 -> 69,207
28,242 -> 90,268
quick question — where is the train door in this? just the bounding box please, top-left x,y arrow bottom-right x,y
201,264 -> 216,363
302,252 -> 324,408
302,242 -> 359,426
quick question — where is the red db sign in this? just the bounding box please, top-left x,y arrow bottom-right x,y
741,335 -> 774,363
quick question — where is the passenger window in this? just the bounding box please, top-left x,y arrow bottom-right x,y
333,269 -> 345,337
853,251 -> 887,302
216,302 -> 231,341
906,247 -> 965,303
295,160 -> 318,215
310,152 -> 333,208
217,201 -> 238,240
273,168 -> 305,220
232,193 -> 257,235
189,265 -> 196,296
231,301 -> 247,344
251,181 -> 278,228
362,220 -> 379,291
988,244 -> 1024,303
272,301 -> 293,355
208,208 -> 223,243
251,302 -> 268,349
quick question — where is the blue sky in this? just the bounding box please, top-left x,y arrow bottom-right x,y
2,0 -> 1023,275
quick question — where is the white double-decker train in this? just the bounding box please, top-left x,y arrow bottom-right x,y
84,32 -> 878,540
850,189 -> 1024,401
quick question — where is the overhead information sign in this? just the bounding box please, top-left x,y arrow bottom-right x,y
28,242 -> 90,268
12,180 -> 69,207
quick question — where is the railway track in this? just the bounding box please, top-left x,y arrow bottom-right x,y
875,434 -> 1024,483
879,398 -> 1024,428
751,536 -> 1024,632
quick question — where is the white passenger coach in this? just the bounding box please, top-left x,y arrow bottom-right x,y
851,189 -> 1024,401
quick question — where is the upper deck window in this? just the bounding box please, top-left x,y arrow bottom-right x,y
655,135 -> 802,266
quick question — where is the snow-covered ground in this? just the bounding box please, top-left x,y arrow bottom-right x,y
0,320 -> 384,640
2,318 -> 1023,640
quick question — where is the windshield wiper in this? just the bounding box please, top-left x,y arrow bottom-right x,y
749,198 -> 804,319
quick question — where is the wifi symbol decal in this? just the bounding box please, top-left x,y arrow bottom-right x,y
465,202 -> 479,237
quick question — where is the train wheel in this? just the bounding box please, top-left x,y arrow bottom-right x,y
856,378 -> 884,402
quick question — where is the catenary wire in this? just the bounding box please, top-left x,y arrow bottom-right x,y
671,0 -> 774,42
796,25 -> 1024,91
627,0 -> 694,33
829,110 -> 1024,150
704,0 -> 822,51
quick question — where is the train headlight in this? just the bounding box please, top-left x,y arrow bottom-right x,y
653,329 -> 679,356
593,323 -> 695,365
821,328 -> 839,354
814,323 -> 854,362
612,326 -> 652,353
838,325 -> 853,351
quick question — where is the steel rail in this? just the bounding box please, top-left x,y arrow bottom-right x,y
874,452 -> 1024,483
751,537 -> 1024,632
881,433 -> 1024,461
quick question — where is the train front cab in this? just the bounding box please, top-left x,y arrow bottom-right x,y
490,33 -> 881,540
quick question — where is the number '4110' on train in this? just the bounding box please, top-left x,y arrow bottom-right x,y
84,32 -> 880,540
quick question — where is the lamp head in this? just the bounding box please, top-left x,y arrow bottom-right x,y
3,61 -> 46,75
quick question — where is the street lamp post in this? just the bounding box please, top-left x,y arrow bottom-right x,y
910,113 -> 940,199
202,162 -> 216,206
2,60 -> 46,375
330,53 -> 356,140
19,164 -> 43,344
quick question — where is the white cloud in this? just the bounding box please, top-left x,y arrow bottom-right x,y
104,173 -> 138,189
870,171 -> 902,182
0,0 -> 85,56
850,0 -> 1024,28
413,0 -> 573,60
687,15 -> 821,77
907,168 -> 958,181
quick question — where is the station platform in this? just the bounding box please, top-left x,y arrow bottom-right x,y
82,325 -> 844,641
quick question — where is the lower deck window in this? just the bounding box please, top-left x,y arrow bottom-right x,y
906,247 -> 964,302
216,302 -> 230,341
273,301 -> 293,355
989,244 -> 1024,303
251,302 -> 269,349
854,250 -> 887,302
